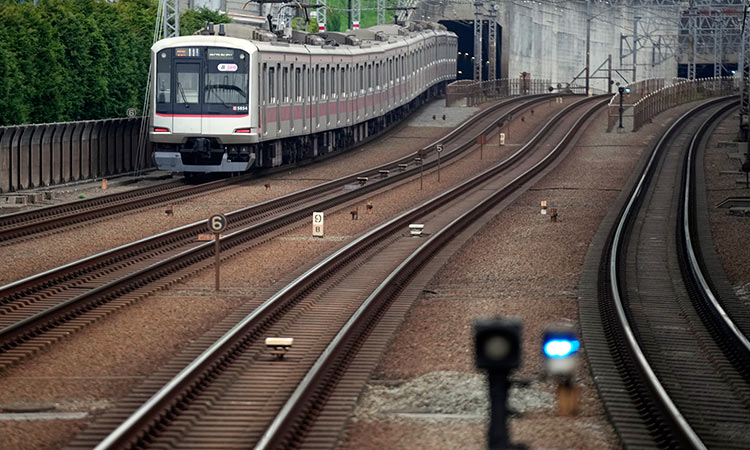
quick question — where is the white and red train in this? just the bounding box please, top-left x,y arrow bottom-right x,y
150,21 -> 457,173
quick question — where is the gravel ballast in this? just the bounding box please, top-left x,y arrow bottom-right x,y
4,97 -> 739,449
0,99 -> 566,449
341,101 -> 715,450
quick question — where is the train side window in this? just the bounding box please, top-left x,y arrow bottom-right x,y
331,66 -> 336,99
282,66 -> 289,103
320,67 -> 326,100
359,66 -> 364,93
367,64 -> 372,91
295,67 -> 302,102
269,66 -> 276,103
309,66 -> 314,101
340,66 -> 346,98
262,63 -> 267,104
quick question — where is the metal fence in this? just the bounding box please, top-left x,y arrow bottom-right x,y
446,78 -> 553,107
632,77 -> 737,131
0,118 -> 152,193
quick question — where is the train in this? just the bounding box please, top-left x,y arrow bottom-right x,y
150,20 -> 457,173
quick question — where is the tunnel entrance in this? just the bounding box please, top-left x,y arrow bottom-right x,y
439,20 -> 502,81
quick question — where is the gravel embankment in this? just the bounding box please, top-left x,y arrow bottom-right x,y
0,99 -> 569,449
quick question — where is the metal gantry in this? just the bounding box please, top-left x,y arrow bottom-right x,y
474,0 -> 483,82
488,2 -> 498,81
162,0 -> 179,39
317,0 -> 327,31
740,2 -> 749,142
353,0 -> 361,29
377,0 -> 386,24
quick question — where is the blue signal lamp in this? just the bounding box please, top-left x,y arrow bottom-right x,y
542,325 -> 580,379
624,87 -> 631,94
544,338 -> 580,358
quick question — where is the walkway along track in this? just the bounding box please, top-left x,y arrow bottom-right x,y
0,95 -> 562,372
66,96 -> 608,449
581,97 -> 750,449
0,95 -> 554,245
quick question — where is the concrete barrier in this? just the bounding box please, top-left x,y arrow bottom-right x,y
0,117 -> 152,193
0,128 -> 10,193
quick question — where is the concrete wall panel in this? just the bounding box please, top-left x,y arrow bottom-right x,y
71,123 -> 85,181
0,128 -> 13,193
8,128 -> 23,192
29,125 -> 43,188
81,122 -> 93,180
105,119 -> 116,175
122,120 -> 134,172
91,122 -> 103,178
51,124 -> 66,185
62,123 -> 75,183
18,126 -> 34,189
40,125 -> 54,186
114,120 -> 125,174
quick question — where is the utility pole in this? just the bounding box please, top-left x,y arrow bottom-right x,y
377,0 -> 386,25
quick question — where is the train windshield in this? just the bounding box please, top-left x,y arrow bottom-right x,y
155,46 -> 249,116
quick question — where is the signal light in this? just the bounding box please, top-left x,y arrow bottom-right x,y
544,338 -> 580,358
624,87 -> 631,94
153,127 -> 170,132
474,317 -> 521,371
542,325 -> 579,378
234,128 -> 251,133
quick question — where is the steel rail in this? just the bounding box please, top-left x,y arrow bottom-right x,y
256,96 -> 608,450
606,97 -> 736,450
0,95 -> 556,362
0,95 -> 553,244
94,95 -> 606,450
681,100 -> 750,363
0,95 -> 547,301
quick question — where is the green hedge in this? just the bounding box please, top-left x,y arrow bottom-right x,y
0,0 -> 158,126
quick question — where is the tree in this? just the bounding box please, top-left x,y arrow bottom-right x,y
181,7 -> 231,36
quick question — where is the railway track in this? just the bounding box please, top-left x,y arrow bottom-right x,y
0,94 -> 560,372
65,96 -> 607,449
581,97 -> 750,448
0,95 -> 554,246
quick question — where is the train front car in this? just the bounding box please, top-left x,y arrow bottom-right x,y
150,36 -> 259,173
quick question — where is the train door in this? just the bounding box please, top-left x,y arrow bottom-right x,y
172,60 -> 202,135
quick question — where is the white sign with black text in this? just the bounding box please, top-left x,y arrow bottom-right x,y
312,212 -> 324,237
